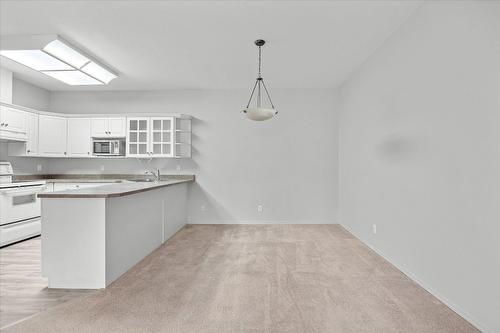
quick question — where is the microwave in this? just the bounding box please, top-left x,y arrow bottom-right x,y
93,139 -> 125,156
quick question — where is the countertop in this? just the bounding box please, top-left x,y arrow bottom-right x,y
31,175 -> 195,198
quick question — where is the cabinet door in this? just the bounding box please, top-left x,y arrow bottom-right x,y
127,117 -> 150,157
25,112 -> 39,155
91,118 -> 108,137
108,117 -> 126,137
0,106 -> 26,133
67,118 -> 91,157
39,115 -> 67,157
150,117 -> 173,157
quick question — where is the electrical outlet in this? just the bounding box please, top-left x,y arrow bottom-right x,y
36,164 -> 42,172
201,205 -> 206,212
372,224 -> 377,234
257,205 -> 263,213
100,165 -> 105,171
176,165 -> 181,171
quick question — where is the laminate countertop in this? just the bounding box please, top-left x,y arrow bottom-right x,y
37,176 -> 194,199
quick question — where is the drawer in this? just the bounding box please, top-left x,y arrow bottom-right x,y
0,217 -> 41,247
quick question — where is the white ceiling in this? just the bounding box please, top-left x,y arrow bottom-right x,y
0,1 -> 421,91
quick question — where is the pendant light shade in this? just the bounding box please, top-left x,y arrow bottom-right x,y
244,107 -> 277,121
242,39 -> 277,121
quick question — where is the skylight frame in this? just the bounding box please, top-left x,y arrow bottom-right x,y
0,34 -> 118,86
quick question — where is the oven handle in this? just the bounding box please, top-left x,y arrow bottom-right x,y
0,185 -> 47,196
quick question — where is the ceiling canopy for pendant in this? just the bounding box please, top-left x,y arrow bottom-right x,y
242,39 -> 278,121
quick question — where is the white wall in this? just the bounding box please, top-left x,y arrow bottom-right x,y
49,89 -> 339,224
338,2 -> 500,332
12,77 -> 50,111
0,67 -> 13,103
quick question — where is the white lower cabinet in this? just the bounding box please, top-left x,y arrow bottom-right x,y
67,118 -> 91,157
39,115 -> 67,157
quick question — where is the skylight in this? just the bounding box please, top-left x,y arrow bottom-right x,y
0,35 -> 117,86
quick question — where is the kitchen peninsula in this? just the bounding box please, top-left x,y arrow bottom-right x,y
38,176 -> 194,289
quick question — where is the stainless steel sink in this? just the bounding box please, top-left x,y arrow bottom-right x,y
130,179 -> 155,183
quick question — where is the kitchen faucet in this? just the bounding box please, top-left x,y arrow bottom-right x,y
145,169 -> 161,182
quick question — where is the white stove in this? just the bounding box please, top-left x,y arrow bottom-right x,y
0,161 -> 46,247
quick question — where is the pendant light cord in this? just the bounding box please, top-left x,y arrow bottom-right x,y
257,45 -> 262,107
258,45 -> 262,78
245,41 -> 275,110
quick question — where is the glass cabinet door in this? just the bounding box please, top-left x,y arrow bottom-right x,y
127,117 -> 150,157
150,117 -> 173,157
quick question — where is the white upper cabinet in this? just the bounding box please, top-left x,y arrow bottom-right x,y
38,115 -> 67,157
7,112 -> 38,156
91,118 -> 107,137
0,105 -> 27,141
91,117 -> 126,137
2,102 -> 191,159
127,117 -> 174,158
150,117 -> 173,157
67,118 -> 91,157
0,105 -> 26,133
127,117 -> 150,157
108,118 -> 126,137
25,112 -> 39,155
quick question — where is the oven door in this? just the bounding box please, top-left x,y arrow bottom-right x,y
0,185 -> 46,225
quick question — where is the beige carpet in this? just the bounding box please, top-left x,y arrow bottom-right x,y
2,224 -> 478,333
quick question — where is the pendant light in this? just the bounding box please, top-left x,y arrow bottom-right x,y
242,39 -> 278,121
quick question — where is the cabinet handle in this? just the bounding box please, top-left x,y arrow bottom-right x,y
64,152 -> 67,155
27,149 -> 31,153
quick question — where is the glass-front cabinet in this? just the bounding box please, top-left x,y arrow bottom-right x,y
126,117 -> 174,157
150,117 -> 173,157
127,117 -> 150,157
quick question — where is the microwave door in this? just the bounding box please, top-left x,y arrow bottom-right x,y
94,142 -> 110,155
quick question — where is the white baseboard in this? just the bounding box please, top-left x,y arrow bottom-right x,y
187,219 -> 335,225
340,224 -> 491,333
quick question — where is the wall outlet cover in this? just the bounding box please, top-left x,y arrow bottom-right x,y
36,164 -> 42,172
257,205 -> 263,213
